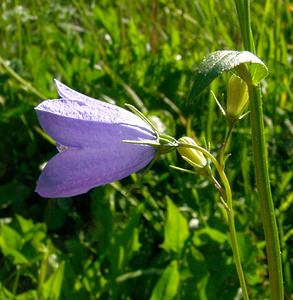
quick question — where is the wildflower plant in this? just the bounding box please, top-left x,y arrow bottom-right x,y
35,49 -> 282,299
34,3 -> 283,300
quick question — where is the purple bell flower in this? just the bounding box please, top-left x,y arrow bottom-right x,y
35,80 -> 156,198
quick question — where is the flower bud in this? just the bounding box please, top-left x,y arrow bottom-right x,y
177,137 -> 207,168
226,74 -> 249,119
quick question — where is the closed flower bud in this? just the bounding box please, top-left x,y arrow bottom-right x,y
226,74 -> 249,119
177,137 -> 207,168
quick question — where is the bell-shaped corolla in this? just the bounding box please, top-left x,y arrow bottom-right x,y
35,80 -> 156,198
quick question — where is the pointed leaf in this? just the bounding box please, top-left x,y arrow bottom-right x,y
150,260 -> 180,300
0,225 -> 29,264
161,198 -> 189,254
43,261 -> 65,300
110,206 -> 142,275
189,50 -> 268,102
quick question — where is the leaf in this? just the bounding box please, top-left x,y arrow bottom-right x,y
161,198 -> 189,254
110,205 -> 142,275
0,225 -> 29,264
150,260 -> 180,300
189,50 -> 268,102
198,227 -> 227,244
16,290 -> 38,300
0,283 -> 14,299
184,248 -> 209,300
43,261 -> 65,300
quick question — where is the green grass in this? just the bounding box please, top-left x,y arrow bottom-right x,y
0,0 -> 292,299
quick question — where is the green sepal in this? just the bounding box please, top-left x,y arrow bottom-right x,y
124,103 -> 178,155
169,165 -> 197,175
188,50 -> 268,103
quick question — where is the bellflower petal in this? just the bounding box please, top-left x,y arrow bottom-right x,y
55,79 -> 97,102
35,81 -> 156,198
36,144 -> 153,198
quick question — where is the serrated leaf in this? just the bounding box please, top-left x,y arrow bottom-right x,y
189,50 -> 268,102
150,260 -> 180,300
161,198 -> 189,254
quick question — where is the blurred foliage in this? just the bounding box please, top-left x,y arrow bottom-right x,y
0,0 -> 292,299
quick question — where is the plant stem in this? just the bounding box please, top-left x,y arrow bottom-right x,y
219,123 -> 234,169
234,0 -> 255,53
248,85 -> 284,300
12,266 -> 20,296
213,160 -> 250,300
234,1 -> 284,299
37,248 -> 49,300
178,143 -> 249,299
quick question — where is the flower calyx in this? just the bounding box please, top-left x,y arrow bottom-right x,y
123,104 -> 178,154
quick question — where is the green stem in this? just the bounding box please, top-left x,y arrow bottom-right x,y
219,123 -> 234,168
12,266 -> 20,297
37,248 -> 49,300
178,143 -> 249,299
211,156 -> 249,300
248,85 -> 284,300
234,0 -> 255,53
234,1 -> 284,299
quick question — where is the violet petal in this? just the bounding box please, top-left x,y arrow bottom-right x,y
35,98 -> 154,148
36,144 -> 155,197
35,81 -> 157,197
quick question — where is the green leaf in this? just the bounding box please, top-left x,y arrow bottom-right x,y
184,248 -> 209,300
16,290 -> 37,300
0,283 -> 14,299
43,261 -> 65,300
0,225 -> 29,264
161,198 -> 189,254
150,260 -> 180,300
198,227 -> 227,244
110,206 -> 142,275
189,50 -> 268,102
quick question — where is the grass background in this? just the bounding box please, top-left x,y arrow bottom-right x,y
0,0 -> 292,299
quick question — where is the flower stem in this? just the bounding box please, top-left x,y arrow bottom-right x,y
178,143 -> 249,299
248,84 -> 284,300
211,156 -> 249,300
216,167 -> 249,300
235,1 -> 284,298
219,123 -> 234,169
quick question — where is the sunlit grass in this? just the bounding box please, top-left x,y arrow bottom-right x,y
0,0 -> 292,299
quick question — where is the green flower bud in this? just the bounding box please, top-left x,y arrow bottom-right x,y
227,74 -> 249,119
178,137 -> 207,168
